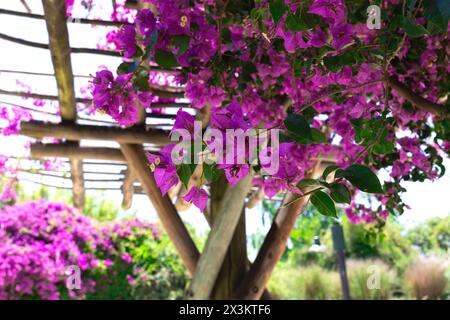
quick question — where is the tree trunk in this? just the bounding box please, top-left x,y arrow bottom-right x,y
210,175 -> 248,299
187,174 -> 252,299
236,162 -> 322,299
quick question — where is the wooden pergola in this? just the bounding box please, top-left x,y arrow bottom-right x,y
1,0 -> 335,300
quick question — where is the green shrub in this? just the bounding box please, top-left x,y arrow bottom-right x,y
267,263 -> 302,300
268,264 -> 340,300
347,259 -> 397,300
344,219 -> 414,272
269,259 -> 400,300
301,266 -> 341,300
87,223 -> 187,300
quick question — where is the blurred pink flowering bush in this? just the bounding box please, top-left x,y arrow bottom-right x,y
0,201 -> 186,300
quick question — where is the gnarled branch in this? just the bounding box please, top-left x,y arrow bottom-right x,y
387,76 -> 449,116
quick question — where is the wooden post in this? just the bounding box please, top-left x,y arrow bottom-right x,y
187,174 -> 252,300
235,164 -> 321,299
42,0 -> 84,209
121,169 -> 135,210
212,210 -> 248,299
70,156 -> 85,210
42,0 -> 76,122
119,143 -> 200,275
199,175 -> 272,300
210,175 -> 248,299
331,222 -> 351,300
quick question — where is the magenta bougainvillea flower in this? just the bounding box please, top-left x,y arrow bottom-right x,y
115,25 -> 137,58
92,70 -> 144,126
147,144 -> 179,196
136,9 -> 156,42
171,110 -> 196,136
182,186 -> 208,212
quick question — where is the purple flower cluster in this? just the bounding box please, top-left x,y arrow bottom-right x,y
53,0 -> 450,222
92,70 -> 152,126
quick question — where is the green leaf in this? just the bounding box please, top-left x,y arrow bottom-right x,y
323,51 -> 357,73
269,0 -> 286,27
172,35 -> 190,55
203,163 -> 219,182
155,49 -> 179,68
285,6 -> 317,32
330,184 -> 351,204
310,191 -> 337,217
311,128 -> 327,144
117,62 -> 129,75
132,45 -> 144,58
402,16 -> 428,37
284,114 -> 312,143
338,164 -> 384,194
133,77 -> 150,92
351,117 -> 393,155
135,66 -> 149,79
285,13 -> 303,31
322,165 -> 340,180
176,164 -> 193,188
423,0 -> 450,33
132,66 -> 151,92
143,29 -> 158,59
117,61 -> 139,75
296,178 -> 319,188
372,136 -> 394,155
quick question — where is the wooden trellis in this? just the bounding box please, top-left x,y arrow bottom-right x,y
1,1 -> 336,300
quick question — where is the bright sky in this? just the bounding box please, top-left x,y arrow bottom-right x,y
0,1 -> 449,243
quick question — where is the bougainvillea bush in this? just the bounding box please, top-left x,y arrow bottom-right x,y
0,1 -> 448,225
0,201 -> 187,300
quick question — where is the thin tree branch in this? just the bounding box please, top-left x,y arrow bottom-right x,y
299,79 -> 384,112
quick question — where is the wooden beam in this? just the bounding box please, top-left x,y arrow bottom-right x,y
0,88 -> 91,103
0,89 -> 188,107
19,169 -> 124,180
246,188 -> 265,209
30,143 -> 126,162
0,31 -> 121,57
235,164 -> 321,299
21,120 -> 170,145
0,68 -> 90,79
187,174 -> 253,300
0,8 -> 131,26
0,69 -> 183,84
119,143 -> 200,275
0,100 -> 115,125
20,0 -> 32,13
